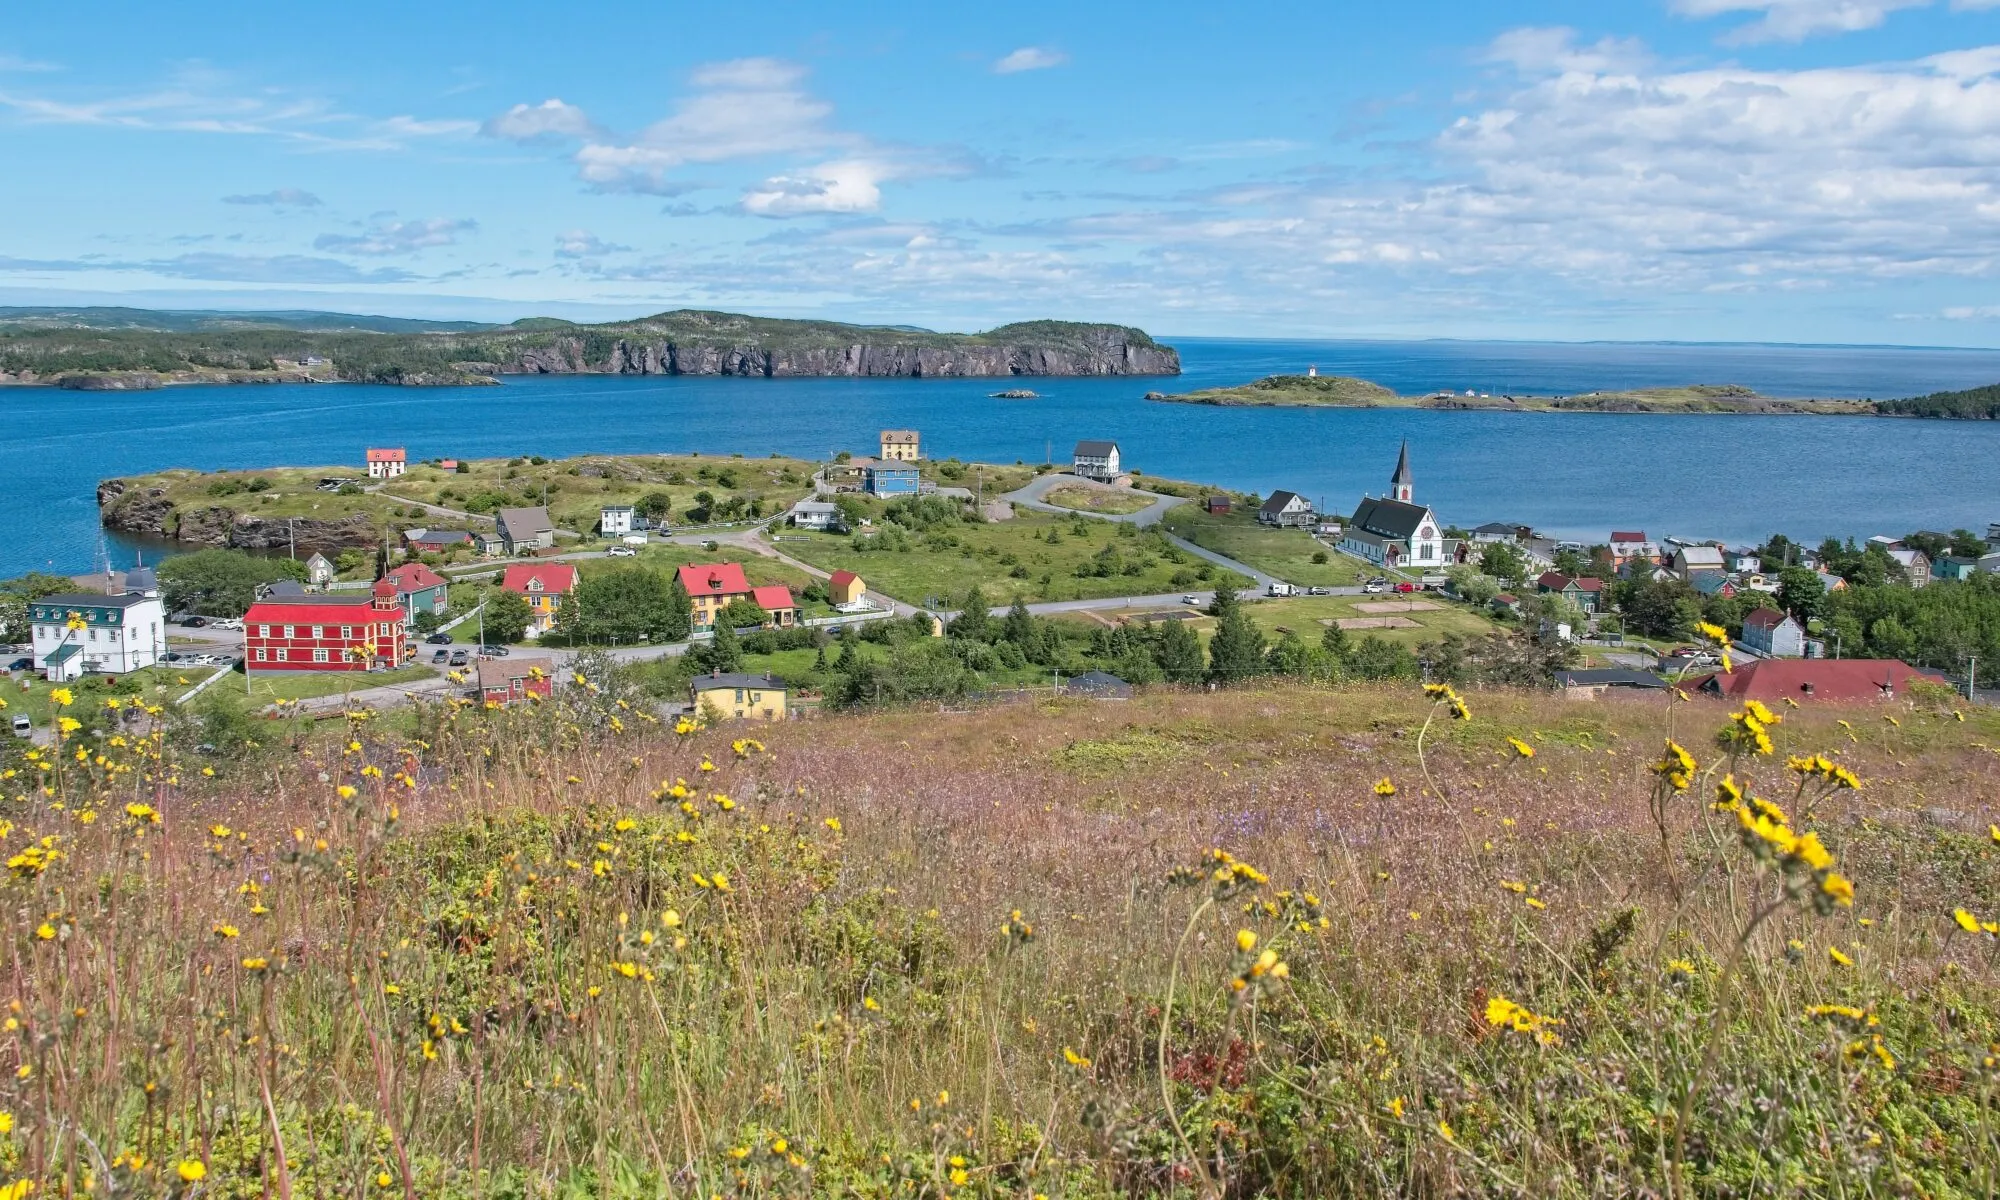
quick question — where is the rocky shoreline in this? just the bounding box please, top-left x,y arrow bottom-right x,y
96,479 -> 384,553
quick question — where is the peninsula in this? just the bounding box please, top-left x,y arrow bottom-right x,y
1152,374 -> 1880,415
0,307 -> 1179,388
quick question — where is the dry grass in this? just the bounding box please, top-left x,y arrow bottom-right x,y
0,681 -> 1996,1196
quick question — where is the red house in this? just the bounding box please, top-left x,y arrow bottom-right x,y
245,579 -> 407,672
1677,659 -> 1943,703
477,656 -> 554,706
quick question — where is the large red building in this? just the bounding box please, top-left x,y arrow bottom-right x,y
245,579 -> 408,672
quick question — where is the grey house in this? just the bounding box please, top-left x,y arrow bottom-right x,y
1258,490 -> 1315,527
495,506 -> 556,555
1740,608 -> 1806,658
1072,440 -> 1122,482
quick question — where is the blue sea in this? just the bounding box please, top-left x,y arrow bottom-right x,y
9,335 -> 2000,578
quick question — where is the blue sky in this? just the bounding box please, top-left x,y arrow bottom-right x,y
7,0 -> 2000,343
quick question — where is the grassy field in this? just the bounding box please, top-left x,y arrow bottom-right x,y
775,510 -> 1253,606
240,662 -> 441,705
0,665 -> 182,729
380,453 -> 820,535
1162,506 -> 1363,587
1040,483 -> 1155,515
101,465 -> 416,528
1,677 -> 1993,1196
1246,592 -> 1501,645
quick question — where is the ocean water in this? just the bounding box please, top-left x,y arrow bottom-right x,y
9,336 -> 2000,578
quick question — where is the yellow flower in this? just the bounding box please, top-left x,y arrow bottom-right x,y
241,957 -> 269,971
1437,1119 -> 1456,1142
177,1160 -> 207,1182
1506,737 -> 1535,758
212,924 -> 239,939
1386,1096 -> 1405,1118
1063,1046 -> 1092,1068
1666,958 -> 1697,976
823,816 -> 842,833
337,785 -> 357,800
49,688 -> 73,708
1828,946 -> 1853,967
1954,908 -> 1983,934
33,923 -> 54,941
376,1171 -> 394,1188
1373,777 -> 1396,797
1235,929 -> 1258,952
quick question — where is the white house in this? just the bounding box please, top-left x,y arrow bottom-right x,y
30,568 -> 166,682
1072,440 -> 1122,483
789,499 -> 841,531
601,505 -> 636,537
365,447 -> 406,479
1741,608 -> 1805,658
1340,443 -> 1450,570
305,553 -> 335,588
1258,490 -> 1315,527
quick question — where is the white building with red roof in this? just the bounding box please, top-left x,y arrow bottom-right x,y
365,447 -> 407,479
500,562 -> 578,636
245,578 -> 407,672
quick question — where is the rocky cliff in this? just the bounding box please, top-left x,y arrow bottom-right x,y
97,479 -> 383,552
505,325 -> 1178,378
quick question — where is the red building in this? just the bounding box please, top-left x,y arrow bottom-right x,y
1679,659 -> 1943,703
477,657 -> 555,706
245,579 -> 408,672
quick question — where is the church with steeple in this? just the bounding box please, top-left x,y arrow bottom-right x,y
1339,441 -> 1460,570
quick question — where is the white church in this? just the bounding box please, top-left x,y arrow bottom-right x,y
1339,442 -> 1464,570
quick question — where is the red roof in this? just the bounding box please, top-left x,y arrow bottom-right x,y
829,569 -> 858,589
386,562 -> 447,592
1573,576 -> 1604,592
1742,607 -> 1789,630
1535,571 -> 1571,590
677,562 -> 750,596
246,596 -> 397,624
1679,659 -> 1941,702
1610,531 -> 1647,543
501,562 -> 577,594
751,585 -> 795,611
366,447 -> 406,462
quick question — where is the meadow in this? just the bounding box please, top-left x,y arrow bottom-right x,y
0,672 -> 1995,1197
1159,508 -> 1364,589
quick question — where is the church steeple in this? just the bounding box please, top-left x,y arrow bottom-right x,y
1390,440 -> 1413,503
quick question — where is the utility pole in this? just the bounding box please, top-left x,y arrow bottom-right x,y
1969,654 -> 1978,702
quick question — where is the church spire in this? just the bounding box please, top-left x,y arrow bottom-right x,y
1390,440 -> 1413,503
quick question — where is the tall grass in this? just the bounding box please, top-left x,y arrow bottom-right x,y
0,678 -> 1995,1197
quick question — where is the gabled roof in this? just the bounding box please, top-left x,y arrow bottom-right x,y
1472,522 -> 1521,536
880,429 -> 919,444
246,595 -> 391,623
1069,670 -> 1131,693
1679,659 -> 1942,702
691,672 -> 785,693
677,562 -> 751,596
501,562 -> 577,594
1535,571 -> 1571,591
791,499 -> 837,513
1349,496 -> 1431,541
1260,490 -> 1310,515
366,447 -> 406,462
495,507 -> 553,541
1742,607 -> 1791,631
751,585 -> 796,611
829,569 -> 860,589
477,656 -> 553,688
1687,571 -> 1733,595
33,592 -> 154,611
1074,440 -> 1119,457
1676,545 -> 1726,567
409,529 -> 471,544
266,580 -> 309,597
386,562 -> 448,592
1609,531 -> 1648,543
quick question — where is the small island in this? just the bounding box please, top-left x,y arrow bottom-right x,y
1151,373 -> 1886,415
990,388 -> 1040,398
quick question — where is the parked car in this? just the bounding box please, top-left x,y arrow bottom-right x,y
1307,586 -> 1330,596
448,650 -> 470,666
11,716 -> 30,737
480,645 -> 509,657
1362,582 -> 1386,594
1181,594 -> 1201,605
213,618 -> 243,630
607,545 -> 638,557
424,632 -> 453,645
431,649 -> 449,664
1395,582 -> 1417,593
182,616 -> 208,628
6,657 -> 31,672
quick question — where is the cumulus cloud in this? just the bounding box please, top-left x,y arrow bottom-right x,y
1670,0 -> 1932,42
553,230 -> 630,258
482,98 -> 597,141
222,188 -> 322,207
1484,27 -> 1650,73
741,160 -> 889,216
314,217 -> 476,256
993,47 -> 1067,74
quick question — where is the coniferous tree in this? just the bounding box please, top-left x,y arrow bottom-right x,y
1152,617 -> 1205,683
1001,599 -> 1035,648
1206,585 -> 1267,683
949,585 -> 992,640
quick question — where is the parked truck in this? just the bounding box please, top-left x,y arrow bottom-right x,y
1267,583 -> 1298,597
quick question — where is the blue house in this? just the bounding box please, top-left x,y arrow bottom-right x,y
863,460 -> 921,498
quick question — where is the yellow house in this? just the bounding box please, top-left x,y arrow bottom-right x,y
879,429 -> 920,461
691,672 -> 789,721
828,569 -> 866,606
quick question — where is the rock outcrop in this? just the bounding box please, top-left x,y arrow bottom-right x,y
97,478 -> 384,552
505,328 -> 1178,379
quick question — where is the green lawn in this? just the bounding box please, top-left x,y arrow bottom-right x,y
383,453 -> 819,535
1041,484 -> 1154,515
774,511 -> 1252,607
1242,593 -> 1500,647
1,666 -> 184,731
241,664 -> 442,706
1161,507 -> 1361,587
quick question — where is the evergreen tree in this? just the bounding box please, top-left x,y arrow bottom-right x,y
692,621 -> 742,674
1153,618 -> 1205,683
949,585 -> 992,640
1320,621 -> 1350,659
1206,586 -> 1268,683
835,630 -> 860,672
1267,630 -> 1313,677
1001,599 -> 1035,647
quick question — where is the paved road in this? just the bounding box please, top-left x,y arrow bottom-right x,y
1001,473 -> 1184,528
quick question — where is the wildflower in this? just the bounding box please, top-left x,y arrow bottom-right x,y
1386,1096 -> 1405,1118
1667,958 -> 1697,977
1424,682 -> 1471,720
1485,994 -> 1564,1045
1524,896 -> 1547,910
212,924 -> 239,939
49,688 -> 73,708
33,924 -> 54,941
1001,909 -> 1036,944
1499,880 -> 1526,894
1236,929 -> 1258,952
862,996 -> 880,1012
1063,1046 -> 1092,1068
124,802 -> 160,825
823,816 -> 842,833
1437,1119 -> 1456,1142
1713,774 -> 1743,811
241,957 -> 269,971
177,1160 -> 207,1182
1652,741 -> 1697,791
1373,777 -> 1396,797
337,785 -> 357,800
376,1171 -> 394,1188
1506,737 -> 1535,758
1955,908 -> 1985,934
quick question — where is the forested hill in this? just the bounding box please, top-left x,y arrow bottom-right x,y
1877,382 -> 2000,419
0,307 -> 1179,387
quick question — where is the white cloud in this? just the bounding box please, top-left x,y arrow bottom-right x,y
741,160 -> 888,216
993,47 -> 1067,74
1942,304 -> 2000,317
222,188 -> 322,207
1484,27 -> 1650,73
315,217 -> 476,256
482,98 -> 596,141
0,54 -> 58,72
1670,0 -> 1931,42
553,230 -> 630,258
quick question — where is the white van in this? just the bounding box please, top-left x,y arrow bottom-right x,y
1267,583 -> 1297,597
11,716 -> 30,738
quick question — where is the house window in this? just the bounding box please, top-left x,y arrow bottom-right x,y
257,625 -> 270,638
254,648 -> 267,662
313,648 -> 330,663
340,626 -> 354,639
277,648 -> 289,662
735,689 -> 745,704
281,625 -> 294,639
310,625 -> 324,640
